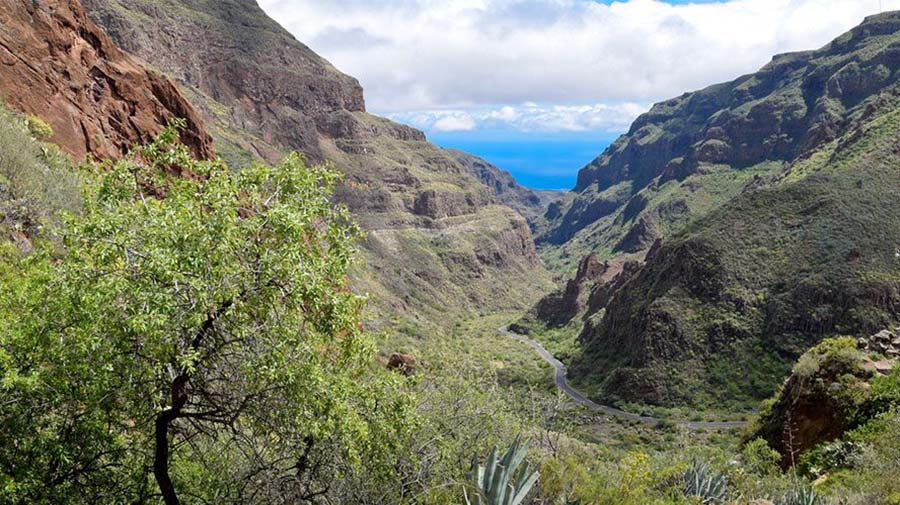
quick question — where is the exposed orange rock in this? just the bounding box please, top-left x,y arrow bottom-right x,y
0,0 -> 213,161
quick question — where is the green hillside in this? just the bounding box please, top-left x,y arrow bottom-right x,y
0,105 -> 80,251
574,62 -> 900,408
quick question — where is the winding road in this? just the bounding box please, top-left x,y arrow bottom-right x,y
499,327 -> 748,430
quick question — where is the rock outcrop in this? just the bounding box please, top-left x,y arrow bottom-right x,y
858,329 -> 900,358
81,0 -> 552,331
750,336 -> 896,468
0,0 -> 213,161
515,254 -> 608,329
386,353 -> 417,376
513,252 -> 644,333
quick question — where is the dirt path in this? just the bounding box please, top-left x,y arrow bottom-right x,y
500,327 -> 747,430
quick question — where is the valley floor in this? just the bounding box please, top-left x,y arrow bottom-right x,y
392,312 -> 749,454
500,326 -> 748,430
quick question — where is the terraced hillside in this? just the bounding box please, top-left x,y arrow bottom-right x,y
81,0 -> 554,333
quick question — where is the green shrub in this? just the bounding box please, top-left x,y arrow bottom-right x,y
870,367 -> 900,404
24,114 -> 53,140
743,438 -> 781,476
800,440 -> 862,477
0,105 -> 80,236
793,337 -> 861,378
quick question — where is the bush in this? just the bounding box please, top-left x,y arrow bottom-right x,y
869,367 -> 900,405
799,439 -> 862,477
0,105 -> 80,237
793,337 -> 861,378
743,438 -> 781,476
24,114 -> 53,140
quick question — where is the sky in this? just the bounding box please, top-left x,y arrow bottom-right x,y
258,0 -> 898,189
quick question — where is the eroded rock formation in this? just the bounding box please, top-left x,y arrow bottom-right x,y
0,0 -> 213,160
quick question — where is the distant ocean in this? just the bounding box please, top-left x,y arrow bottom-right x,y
428,131 -> 617,190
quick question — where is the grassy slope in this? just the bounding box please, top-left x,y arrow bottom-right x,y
537,160 -> 786,274
0,105 -> 80,249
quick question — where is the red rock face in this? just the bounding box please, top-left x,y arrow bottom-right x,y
0,0 -> 213,161
81,0 -> 367,164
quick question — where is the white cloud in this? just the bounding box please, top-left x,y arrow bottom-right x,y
432,113 -> 478,131
258,0 -> 898,132
390,102 -> 648,133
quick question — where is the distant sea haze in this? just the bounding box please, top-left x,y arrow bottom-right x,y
429,131 -> 617,190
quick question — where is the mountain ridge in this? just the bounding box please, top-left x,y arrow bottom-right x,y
80,0 -> 554,333
527,11 -> 900,407
539,11 -> 900,255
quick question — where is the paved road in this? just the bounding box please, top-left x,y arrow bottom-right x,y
499,327 -> 748,430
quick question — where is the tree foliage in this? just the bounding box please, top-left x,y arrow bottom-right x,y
742,438 -> 781,477
0,125 -> 412,504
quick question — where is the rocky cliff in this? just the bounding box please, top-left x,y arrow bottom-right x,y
536,12 -> 900,407
81,0 -> 363,164
446,149 -> 550,220
0,0 -> 212,161
81,0 -> 552,330
512,252 -> 644,333
539,11 -> 900,266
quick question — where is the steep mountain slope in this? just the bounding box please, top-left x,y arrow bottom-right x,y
537,12 -> 900,272
446,149 -> 555,220
81,0 -> 362,164
81,0 -> 552,331
537,12 -> 900,407
0,0 -> 212,161
576,93 -> 900,407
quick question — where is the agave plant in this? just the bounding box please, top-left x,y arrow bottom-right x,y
776,485 -> 826,505
682,460 -> 729,504
464,434 -> 540,505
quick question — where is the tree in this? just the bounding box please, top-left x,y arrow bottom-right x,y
0,125 -> 412,503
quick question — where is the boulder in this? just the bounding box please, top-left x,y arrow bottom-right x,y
858,328 -> 900,357
387,353 -> 417,376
